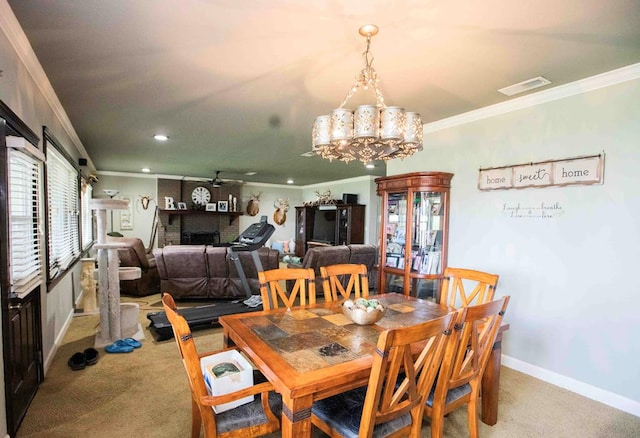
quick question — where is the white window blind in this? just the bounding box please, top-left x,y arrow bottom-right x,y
47,146 -> 80,278
81,181 -> 93,249
8,148 -> 44,295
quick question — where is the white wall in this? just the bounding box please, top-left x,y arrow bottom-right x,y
94,173 -> 158,247
388,71 -> 640,414
239,183 -> 301,244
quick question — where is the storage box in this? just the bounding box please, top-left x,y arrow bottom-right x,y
200,349 -> 254,413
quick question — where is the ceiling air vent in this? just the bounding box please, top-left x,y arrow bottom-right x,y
498,76 -> 551,96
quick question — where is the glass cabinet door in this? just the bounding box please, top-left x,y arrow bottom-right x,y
410,191 -> 443,275
383,192 -> 406,293
407,191 -> 444,299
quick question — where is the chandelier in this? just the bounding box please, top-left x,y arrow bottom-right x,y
312,25 -> 423,164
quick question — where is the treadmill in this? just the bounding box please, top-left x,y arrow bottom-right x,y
147,217 -> 275,341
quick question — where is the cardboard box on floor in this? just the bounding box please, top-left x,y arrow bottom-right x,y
200,349 -> 254,413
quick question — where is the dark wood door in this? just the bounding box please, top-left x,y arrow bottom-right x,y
0,101 -> 44,436
4,288 -> 42,435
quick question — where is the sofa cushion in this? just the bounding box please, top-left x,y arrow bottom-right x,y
154,245 -> 208,299
301,246 -> 351,275
108,236 -> 151,269
347,244 -> 377,272
226,247 -> 280,298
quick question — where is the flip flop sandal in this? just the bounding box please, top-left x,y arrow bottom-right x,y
68,352 -> 86,371
121,338 -> 142,349
84,347 -> 99,365
105,340 -> 134,354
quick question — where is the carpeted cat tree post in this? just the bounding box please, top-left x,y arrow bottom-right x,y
90,198 -> 144,347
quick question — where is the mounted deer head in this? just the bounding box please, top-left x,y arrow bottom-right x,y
139,194 -> 153,210
246,192 -> 262,216
273,198 -> 290,225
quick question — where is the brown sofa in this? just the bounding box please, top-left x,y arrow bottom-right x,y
107,236 -> 161,297
153,245 -> 280,300
288,244 -> 378,290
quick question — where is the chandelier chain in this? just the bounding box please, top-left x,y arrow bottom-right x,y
339,35 -> 386,109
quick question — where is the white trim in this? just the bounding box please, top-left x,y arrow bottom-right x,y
42,307 -> 75,376
502,355 -> 640,418
96,170 -> 378,190
0,1 -> 94,169
424,62 -> 640,134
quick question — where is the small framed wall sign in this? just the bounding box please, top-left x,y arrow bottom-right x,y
205,202 -> 217,212
120,196 -> 133,230
478,153 -> 604,191
218,200 -> 229,212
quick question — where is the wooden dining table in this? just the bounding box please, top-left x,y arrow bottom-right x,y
219,293 -> 507,437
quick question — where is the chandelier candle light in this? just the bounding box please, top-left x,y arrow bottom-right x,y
312,25 -> 423,163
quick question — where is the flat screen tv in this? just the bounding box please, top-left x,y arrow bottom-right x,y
312,209 -> 336,244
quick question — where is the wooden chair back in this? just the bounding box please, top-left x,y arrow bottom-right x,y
320,263 -> 369,302
258,268 -> 316,310
312,311 -> 457,438
426,295 -> 510,438
439,267 -> 499,308
161,293 -> 280,438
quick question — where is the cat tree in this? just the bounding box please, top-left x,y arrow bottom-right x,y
90,197 -> 144,347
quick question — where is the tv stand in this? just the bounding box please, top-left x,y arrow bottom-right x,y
294,204 -> 365,257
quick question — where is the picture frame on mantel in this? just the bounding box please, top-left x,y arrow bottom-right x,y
218,200 -> 228,212
177,202 -> 187,210
206,202 -> 217,212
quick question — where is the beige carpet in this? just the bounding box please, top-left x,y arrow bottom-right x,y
16,294 -> 640,438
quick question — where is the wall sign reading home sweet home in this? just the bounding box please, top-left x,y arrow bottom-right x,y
478,154 -> 604,191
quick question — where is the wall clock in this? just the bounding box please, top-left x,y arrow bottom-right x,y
191,186 -> 211,206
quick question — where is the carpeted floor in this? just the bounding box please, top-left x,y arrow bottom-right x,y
16,294 -> 640,437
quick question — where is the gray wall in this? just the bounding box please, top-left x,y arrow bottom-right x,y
388,72 -> 640,414
1,4 -> 96,436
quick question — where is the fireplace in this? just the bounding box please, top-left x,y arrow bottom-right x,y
181,231 -> 220,245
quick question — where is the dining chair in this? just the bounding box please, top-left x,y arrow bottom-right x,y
258,267 -> 316,310
439,267 -> 499,308
161,293 -> 281,438
320,263 -> 369,302
311,311 -> 458,438
424,295 -> 510,438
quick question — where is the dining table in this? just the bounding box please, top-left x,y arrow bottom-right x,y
219,293 -> 507,437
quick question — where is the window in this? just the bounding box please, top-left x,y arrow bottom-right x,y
45,129 -> 80,280
81,180 -> 94,249
7,137 -> 45,296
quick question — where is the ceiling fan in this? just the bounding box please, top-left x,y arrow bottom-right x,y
207,170 -> 243,187
209,170 -> 225,187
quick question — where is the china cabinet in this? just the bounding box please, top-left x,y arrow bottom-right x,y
375,172 -> 453,299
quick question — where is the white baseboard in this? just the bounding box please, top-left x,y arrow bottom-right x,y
502,355 -> 640,418
42,308 -> 75,375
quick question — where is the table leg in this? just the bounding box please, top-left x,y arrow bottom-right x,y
481,331 -> 503,425
222,328 -> 234,348
281,394 -> 313,438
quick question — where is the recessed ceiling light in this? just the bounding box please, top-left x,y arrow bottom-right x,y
287,179 -> 294,184
300,151 -> 315,157
153,134 -> 169,141
245,171 -> 257,176
498,76 -> 551,96
141,167 -> 151,173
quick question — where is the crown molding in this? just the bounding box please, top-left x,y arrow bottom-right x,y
424,62 -> 640,134
96,170 -> 376,190
0,1 -> 94,168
